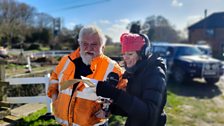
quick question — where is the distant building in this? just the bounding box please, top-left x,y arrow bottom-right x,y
188,12 -> 224,59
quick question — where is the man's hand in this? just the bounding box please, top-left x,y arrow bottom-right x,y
52,93 -> 58,102
95,109 -> 109,119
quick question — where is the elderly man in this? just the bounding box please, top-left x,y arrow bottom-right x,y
48,25 -> 125,126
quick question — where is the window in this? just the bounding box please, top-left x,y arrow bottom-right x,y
206,29 -> 214,37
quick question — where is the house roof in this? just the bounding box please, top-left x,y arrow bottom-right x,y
188,12 -> 224,30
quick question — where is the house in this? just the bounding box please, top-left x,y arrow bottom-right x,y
188,12 -> 224,59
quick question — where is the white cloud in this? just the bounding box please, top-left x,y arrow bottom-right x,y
95,19 -> 130,42
77,18 -> 130,42
104,19 -> 130,42
171,0 -> 183,7
99,20 -> 111,25
117,18 -> 131,24
66,22 -> 76,29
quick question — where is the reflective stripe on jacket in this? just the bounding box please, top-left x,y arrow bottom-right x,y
47,48 -> 126,126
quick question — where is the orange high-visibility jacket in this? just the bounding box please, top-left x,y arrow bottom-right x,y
48,48 -> 126,126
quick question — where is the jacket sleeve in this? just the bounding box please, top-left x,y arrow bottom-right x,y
114,66 -> 166,123
112,62 -> 127,90
47,55 -> 68,98
110,103 -> 127,116
47,71 -> 59,98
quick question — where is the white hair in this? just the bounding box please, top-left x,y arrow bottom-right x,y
78,25 -> 106,47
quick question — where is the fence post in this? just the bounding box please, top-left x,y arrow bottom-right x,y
45,74 -> 52,113
0,60 -> 6,81
0,60 -> 9,101
26,56 -> 32,73
0,60 -> 10,120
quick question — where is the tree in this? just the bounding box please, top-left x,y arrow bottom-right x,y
34,12 -> 54,29
129,21 -> 141,34
143,15 -> 182,42
56,27 -> 75,50
72,24 -> 83,50
0,0 -> 36,47
105,35 -> 113,45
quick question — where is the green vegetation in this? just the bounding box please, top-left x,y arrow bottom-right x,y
16,107 -> 59,126
40,47 -> 50,51
104,44 -> 121,57
109,115 -> 126,126
165,89 -> 224,126
16,107 -> 126,126
5,63 -> 53,77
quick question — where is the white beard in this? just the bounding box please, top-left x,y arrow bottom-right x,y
80,50 -> 93,65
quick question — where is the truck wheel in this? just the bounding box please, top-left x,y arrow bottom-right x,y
172,67 -> 185,84
205,78 -> 220,84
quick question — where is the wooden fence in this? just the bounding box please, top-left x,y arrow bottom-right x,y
30,50 -> 73,58
8,49 -> 73,58
5,74 -> 52,113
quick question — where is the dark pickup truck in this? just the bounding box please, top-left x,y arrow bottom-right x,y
151,43 -> 223,84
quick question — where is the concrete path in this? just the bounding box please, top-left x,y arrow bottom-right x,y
0,103 -> 46,126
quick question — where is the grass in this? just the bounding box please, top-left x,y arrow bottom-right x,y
15,107 -> 126,126
165,81 -> 224,126
104,44 -> 121,57
15,107 -> 59,126
5,63 -> 54,77
109,115 -> 126,126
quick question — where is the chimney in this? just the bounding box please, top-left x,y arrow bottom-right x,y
204,9 -> 207,18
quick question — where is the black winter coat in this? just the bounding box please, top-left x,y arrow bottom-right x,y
110,55 -> 167,126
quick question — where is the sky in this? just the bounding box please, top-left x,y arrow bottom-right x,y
17,0 -> 224,42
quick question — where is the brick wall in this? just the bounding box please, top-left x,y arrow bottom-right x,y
189,28 -> 224,59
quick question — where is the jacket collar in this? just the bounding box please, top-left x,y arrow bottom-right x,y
89,54 -> 105,72
124,59 -> 147,78
69,48 -> 80,60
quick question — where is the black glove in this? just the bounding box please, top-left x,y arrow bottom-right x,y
96,72 -> 121,101
96,81 -> 121,101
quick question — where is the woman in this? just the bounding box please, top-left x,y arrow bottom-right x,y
96,33 -> 167,126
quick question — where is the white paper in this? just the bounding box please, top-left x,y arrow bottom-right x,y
76,87 -> 98,101
81,76 -> 98,87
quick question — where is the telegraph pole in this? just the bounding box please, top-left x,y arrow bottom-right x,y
52,18 -> 61,49
53,18 -> 61,36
